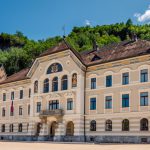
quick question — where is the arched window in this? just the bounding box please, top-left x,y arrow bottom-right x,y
1,124 -> 5,132
122,119 -> 129,131
34,80 -> 38,93
18,123 -> 23,132
66,121 -> 74,136
105,120 -> 112,131
140,118 -> 148,131
47,63 -> 63,74
90,120 -> 96,131
43,78 -> 49,93
9,124 -> 13,132
72,73 -> 77,88
52,77 -> 58,92
61,75 -> 68,90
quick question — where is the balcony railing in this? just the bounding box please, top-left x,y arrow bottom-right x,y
39,109 -> 64,117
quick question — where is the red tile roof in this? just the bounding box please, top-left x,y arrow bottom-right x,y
1,39 -> 150,85
0,68 -> 30,85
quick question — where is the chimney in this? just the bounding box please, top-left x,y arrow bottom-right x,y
93,40 -> 98,51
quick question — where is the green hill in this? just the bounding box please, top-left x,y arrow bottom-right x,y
0,19 -> 150,76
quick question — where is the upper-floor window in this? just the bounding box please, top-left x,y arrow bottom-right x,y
37,102 -> 41,113
20,90 -> 23,99
72,73 -> 77,88
19,106 -> 23,115
3,93 -> 6,101
49,100 -> 59,110
122,94 -> 129,108
43,78 -> 49,93
28,104 -> 30,115
140,92 -> 148,106
29,88 -> 31,98
105,96 -> 112,109
47,63 -> 63,74
90,97 -> 96,110
10,101 -> 14,116
122,72 -> 129,85
105,120 -> 112,131
106,75 -> 112,87
90,120 -> 96,131
91,78 -> 96,89
34,80 -> 38,93
11,91 -> 14,100
140,69 -> 148,82
52,77 -> 58,92
67,98 -> 73,110
2,107 -> 5,117
61,75 -> 68,90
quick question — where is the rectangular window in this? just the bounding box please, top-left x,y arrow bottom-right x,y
28,104 -> 30,115
106,75 -> 112,87
49,100 -> 59,110
122,72 -> 129,85
11,91 -> 14,100
91,78 -> 96,89
122,94 -> 129,108
19,106 -> 23,115
2,108 -> 5,117
29,89 -> 31,98
105,96 -> 112,109
90,97 -> 96,110
140,92 -> 148,106
67,98 -> 73,110
141,69 -> 148,82
20,90 -> 23,99
37,102 -> 41,113
3,93 -> 6,101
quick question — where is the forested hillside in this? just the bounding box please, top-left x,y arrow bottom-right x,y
0,19 -> 150,76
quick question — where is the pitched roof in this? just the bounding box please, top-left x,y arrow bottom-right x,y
39,39 -> 85,65
0,68 -> 30,85
1,39 -> 150,85
81,40 -> 150,66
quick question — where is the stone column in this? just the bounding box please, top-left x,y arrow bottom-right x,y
54,122 -> 65,142
39,123 -> 49,136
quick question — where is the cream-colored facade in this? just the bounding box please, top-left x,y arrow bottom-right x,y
0,40 -> 150,143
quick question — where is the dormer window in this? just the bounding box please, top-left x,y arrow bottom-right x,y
91,55 -> 101,62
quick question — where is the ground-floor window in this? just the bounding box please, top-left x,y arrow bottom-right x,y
90,120 -> 96,131
9,124 -> 13,132
122,119 -> 129,131
105,120 -> 112,131
140,118 -> 148,131
1,124 -> 5,132
18,123 -> 23,132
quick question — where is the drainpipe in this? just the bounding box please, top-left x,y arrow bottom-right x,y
84,68 -> 87,142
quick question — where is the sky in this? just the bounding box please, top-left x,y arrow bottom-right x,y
0,0 -> 149,40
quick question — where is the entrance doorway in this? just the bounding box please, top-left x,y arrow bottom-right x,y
36,123 -> 42,136
50,121 -> 57,136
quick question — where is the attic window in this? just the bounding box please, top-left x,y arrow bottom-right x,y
91,55 -> 101,62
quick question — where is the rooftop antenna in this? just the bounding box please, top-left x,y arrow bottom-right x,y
62,25 -> 66,38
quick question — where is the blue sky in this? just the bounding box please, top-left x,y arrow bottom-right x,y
0,0 -> 149,40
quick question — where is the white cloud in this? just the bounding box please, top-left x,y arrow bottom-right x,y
134,5 -> 150,23
85,20 -> 91,26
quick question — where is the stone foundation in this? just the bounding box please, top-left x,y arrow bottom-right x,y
0,135 -> 150,143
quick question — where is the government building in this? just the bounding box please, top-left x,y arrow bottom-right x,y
0,39 -> 150,143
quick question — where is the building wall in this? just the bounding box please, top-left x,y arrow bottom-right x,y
0,50 -> 150,143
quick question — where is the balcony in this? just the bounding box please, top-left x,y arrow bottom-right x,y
39,109 -> 64,117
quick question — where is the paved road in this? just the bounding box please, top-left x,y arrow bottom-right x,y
0,142 -> 150,150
